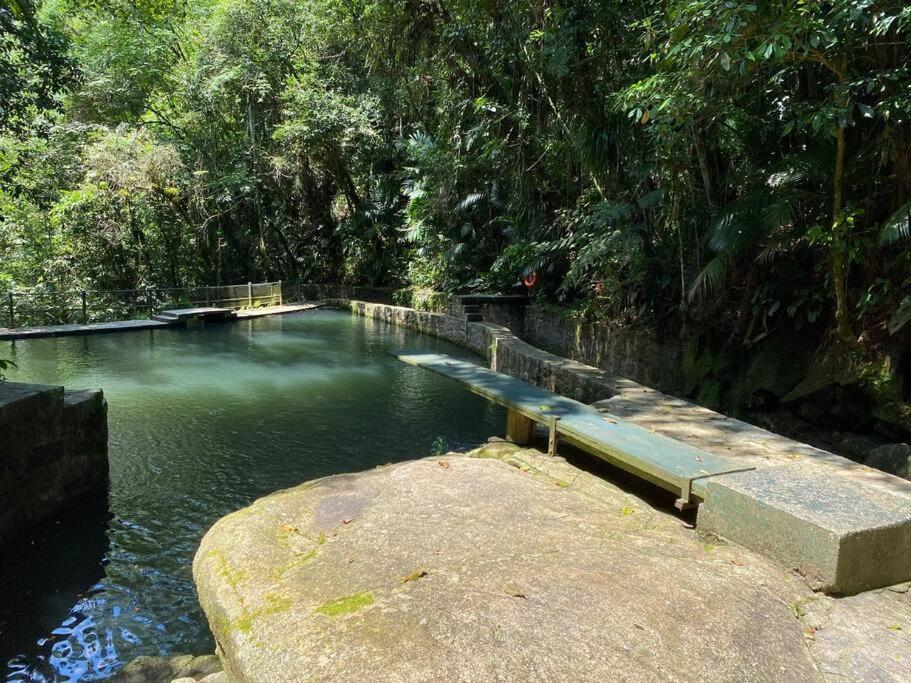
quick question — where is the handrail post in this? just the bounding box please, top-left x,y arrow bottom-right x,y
278,280 -> 283,305
247,281 -> 253,308
7,292 -> 14,328
81,290 -> 88,323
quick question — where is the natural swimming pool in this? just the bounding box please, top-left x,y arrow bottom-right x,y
0,310 -> 504,681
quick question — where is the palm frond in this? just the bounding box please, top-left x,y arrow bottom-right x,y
689,256 -> 726,300
879,201 -> 911,246
455,192 -> 485,213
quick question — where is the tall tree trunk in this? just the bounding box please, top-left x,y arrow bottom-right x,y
693,126 -> 715,207
831,124 -> 854,342
247,93 -> 270,276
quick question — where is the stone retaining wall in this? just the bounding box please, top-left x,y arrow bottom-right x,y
481,303 -> 686,396
0,382 -> 108,547
334,299 -> 652,404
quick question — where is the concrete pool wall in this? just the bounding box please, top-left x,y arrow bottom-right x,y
333,297 -> 911,594
0,382 -> 108,547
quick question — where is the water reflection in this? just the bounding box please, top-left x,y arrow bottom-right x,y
1,497 -> 110,681
1,311 -> 503,680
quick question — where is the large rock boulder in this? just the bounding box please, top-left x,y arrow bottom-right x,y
193,443 -> 832,681
112,654 -> 223,682
865,443 -> 911,480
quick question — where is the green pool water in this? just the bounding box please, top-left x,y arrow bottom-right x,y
0,310 -> 504,681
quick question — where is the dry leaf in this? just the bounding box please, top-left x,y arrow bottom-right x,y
401,569 -> 429,584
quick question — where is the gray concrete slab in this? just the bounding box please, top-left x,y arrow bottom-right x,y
159,307 -> 233,319
232,303 -> 325,319
396,350 -> 750,501
698,465 -> 911,594
0,318 -> 180,341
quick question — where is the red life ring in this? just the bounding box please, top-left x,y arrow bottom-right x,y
523,272 -> 538,289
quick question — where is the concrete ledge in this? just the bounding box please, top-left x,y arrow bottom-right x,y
698,466 -> 911,594
0,382 -> 108,546
0,318 -> 182,341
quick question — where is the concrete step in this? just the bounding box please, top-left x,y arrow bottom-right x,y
159,307 -> 233,320
698,465 -> 911,594
152,313 -> 180,323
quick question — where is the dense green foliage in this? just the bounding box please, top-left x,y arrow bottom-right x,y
1,0 -> 910,347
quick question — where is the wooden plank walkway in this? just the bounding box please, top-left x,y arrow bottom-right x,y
396,350 -> 753,505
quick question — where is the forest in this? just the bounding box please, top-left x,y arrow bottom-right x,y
2,0 -> 910,430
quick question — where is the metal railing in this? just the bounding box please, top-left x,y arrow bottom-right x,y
2,281 -> 286,329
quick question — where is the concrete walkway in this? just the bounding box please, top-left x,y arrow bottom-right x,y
0,318 -> 179,341
233,303 -> 325,319
0,302 -> 325,341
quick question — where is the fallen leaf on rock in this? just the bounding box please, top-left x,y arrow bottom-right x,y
438,460 -> 450,469
401,569 -> 429,583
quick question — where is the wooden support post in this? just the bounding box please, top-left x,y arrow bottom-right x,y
506,408 -> 535,445
277,280 -> 283,305
247,281 -> 253,308
81,290 -> 88,323
7,291 -> 14,328
548,416 -> 560,456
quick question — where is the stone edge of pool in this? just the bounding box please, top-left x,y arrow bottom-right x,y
0,382 -> 109,548
330,296 -> 911,596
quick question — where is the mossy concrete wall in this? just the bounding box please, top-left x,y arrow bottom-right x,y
0,382 -> 108,546
335,299 -> 649,405
482,303 -> 686,396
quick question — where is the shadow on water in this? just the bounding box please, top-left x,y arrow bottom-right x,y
1,495 -> 111,681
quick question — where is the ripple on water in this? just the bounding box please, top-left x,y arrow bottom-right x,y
1,310 -> 503,681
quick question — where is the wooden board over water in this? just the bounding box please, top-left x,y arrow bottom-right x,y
396,350 -> 753,500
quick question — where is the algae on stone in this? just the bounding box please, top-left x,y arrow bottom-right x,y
316,592 -> 375,617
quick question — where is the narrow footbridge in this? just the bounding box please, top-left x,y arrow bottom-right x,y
396,350 -> 752,508
396,349 -> 911,594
